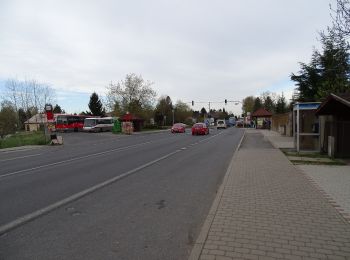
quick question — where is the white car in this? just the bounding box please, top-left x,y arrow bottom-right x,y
217,119 -> 227,129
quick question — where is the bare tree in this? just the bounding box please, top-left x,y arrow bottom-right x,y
5,79 -> 20,111
5,79 -> 56,113
107,73 -> 156,115
331,0 -> 350,38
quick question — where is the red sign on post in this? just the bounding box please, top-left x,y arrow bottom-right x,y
124,113 -> 132,122
45,104 -> 54,121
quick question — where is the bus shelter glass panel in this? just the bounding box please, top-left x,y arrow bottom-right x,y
293,103 -> 320,152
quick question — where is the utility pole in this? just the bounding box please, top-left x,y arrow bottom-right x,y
172,109 -> 174,125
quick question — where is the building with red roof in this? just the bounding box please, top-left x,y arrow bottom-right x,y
251,108 -> 272,129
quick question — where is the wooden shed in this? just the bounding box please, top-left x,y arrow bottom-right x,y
316,93 -> 350,158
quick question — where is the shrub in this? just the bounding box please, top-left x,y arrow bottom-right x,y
0,131 -> 49,149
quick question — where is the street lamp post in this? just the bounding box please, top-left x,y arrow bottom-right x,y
172,109 -> 175,125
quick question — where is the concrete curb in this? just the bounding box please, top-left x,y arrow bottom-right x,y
188,130 -> 246,260
131,129 -> 170,135
0,145 -> 43,153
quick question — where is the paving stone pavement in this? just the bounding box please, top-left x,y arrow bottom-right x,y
298,165 -> 350,219
189,131 -> 350,260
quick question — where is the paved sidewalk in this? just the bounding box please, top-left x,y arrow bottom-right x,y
299,165 -> 350,219
259,130 -> 294,149
189,130 -> 350,260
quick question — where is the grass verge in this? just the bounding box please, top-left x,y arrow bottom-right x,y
290,160 -> 346,166
281,148 -> 347,166
0,131 -> 49,149
281,149 -> 330,158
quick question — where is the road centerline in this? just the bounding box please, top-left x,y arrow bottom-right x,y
0,149 -> 182,235
0,141 -> 153,179
0,153 -> 42,162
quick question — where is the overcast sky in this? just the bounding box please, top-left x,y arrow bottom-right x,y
0,0 -> 336,114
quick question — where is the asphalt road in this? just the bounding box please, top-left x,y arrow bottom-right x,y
0,127 -> 244,260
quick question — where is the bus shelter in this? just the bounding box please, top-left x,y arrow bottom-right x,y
251,108 -> 272,129
120,113 -> 144,132
293,102 -> 321,152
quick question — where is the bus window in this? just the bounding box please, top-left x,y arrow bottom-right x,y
84,119 -> 96,127
56,116 -> 67,124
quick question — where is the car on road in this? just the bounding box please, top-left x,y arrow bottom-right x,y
235,120 -> 244,128
216,119 -> 227,129
228,117 -> 236,126
171,123 -> 186,133
192,123 -> 209,135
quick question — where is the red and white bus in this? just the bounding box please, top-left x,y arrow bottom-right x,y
55,114 -> 93,132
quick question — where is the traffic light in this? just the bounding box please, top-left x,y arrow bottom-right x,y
225,99 -> 227,105
192,100 -> 194,106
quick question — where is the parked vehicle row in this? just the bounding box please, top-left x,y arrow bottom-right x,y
83,117 -> 114,132
53,115 -> 117,133
171,119 -> 232,136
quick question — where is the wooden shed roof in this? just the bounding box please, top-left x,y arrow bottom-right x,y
316,93 -> 350,117
251,108 -> 272,117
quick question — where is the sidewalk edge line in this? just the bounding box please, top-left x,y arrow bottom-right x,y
188,130 -> 246,260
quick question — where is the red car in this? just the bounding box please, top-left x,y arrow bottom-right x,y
192,123 -> 209,135
171,123 -> 186,133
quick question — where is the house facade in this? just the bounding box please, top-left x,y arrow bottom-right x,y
24,114 -> 47,132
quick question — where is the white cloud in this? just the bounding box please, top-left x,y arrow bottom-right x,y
0,0 -> 336,114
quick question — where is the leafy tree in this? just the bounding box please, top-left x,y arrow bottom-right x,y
80,111 -> 92,116
200,107 -> 207,116
18,108 -> 27,130
242,96 -> 255,115
263,95 -> 275,113
154,111 -> 164,126
192,111 -> 200,120
154,96 -> 173,125
107,73 -> 156,116
88,92 -> 105,116
0,102 -> 17,138
317,30 -> 350,98
291,27 -> 350,101
253,97 -> 263,112
174,100 -> 192,123
291,51 -> 321,101
275,93 -> 288,114
53,104 -> 63,113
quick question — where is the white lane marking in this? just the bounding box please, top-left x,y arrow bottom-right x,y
0,147 -> 42,154
0,133 -> 192,179
0,141 -> 152,179
0,154 -> 42,162
0,130 -> 227,234
0,149 -> 181,235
